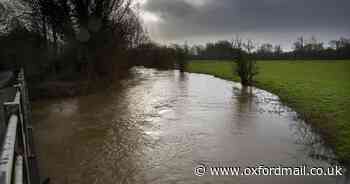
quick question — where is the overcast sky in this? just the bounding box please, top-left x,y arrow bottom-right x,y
137,0 -> 350,50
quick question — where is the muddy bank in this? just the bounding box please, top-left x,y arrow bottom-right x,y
28,71 -> 133,100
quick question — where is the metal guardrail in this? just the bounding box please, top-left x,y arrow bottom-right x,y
0,69 -> 40,184
14,156 -> 23,184
0,115 -> 18,184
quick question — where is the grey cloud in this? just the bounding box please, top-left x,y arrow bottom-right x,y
143,0 -> 350,45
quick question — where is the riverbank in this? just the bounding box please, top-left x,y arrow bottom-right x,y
187,60 -> 350,164
28,68 -> 133,100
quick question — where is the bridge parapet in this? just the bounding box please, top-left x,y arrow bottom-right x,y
0,69 -> 40,184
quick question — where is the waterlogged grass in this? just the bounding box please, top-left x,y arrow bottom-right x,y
187,60 -> 350,163
185,60 -> 239,81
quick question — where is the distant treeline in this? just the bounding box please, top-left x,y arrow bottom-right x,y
189,36 -> 350,60
130,42 -> 189,71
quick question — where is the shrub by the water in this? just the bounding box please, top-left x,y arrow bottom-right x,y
235,50 -> 258,86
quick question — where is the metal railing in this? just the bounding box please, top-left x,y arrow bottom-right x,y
0,69 -> 40,184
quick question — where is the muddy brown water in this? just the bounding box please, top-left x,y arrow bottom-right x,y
32,67 -> 349,184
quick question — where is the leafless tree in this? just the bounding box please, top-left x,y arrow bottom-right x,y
232,37 -> 258,86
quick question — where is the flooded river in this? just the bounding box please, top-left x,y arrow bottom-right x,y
33,67 -> 348,184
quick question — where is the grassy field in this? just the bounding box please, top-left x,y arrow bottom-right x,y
187,60 -> 350,163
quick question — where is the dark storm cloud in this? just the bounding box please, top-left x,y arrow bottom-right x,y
142,0 -> 350,46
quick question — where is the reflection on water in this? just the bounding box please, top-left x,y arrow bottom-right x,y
33,67 -> 349,184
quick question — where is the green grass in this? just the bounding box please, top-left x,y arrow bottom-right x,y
187,60 -> 350,163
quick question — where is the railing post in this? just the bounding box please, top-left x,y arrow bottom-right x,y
18,68 -> 40,184
16,69 -> 33,184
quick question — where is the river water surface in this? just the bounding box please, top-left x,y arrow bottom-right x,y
33,67 -> 348,184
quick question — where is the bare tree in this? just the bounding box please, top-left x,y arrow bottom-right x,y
232,34 -> 243,49
233,37 -> 258,86
257,43 -> 273,57
243,39 -> 255,53
274,45 -> 282,57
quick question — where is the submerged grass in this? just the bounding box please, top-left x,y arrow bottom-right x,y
187,60 -> 350,163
